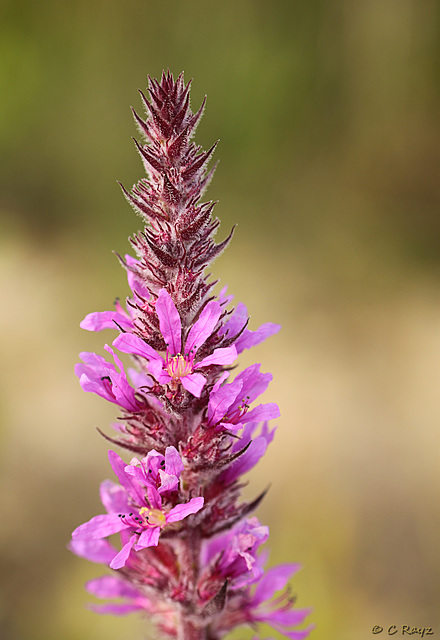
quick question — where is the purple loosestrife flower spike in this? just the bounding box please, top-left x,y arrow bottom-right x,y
71,71 -> 313,640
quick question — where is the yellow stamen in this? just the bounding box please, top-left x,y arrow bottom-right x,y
167,354 -> 193,379
139,507 -> 166,527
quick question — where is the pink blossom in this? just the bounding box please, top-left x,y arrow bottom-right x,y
219,421 -> 276,485
207,364 -> 280,432
245,564 -> 314,640
72,449 -> 204,569
75,345 -> 144,412
200,517 -> 269,594
85,575 -> 152,615
218,290 -> 281,354
71,72 -> 312,639
114,288 -> 237,397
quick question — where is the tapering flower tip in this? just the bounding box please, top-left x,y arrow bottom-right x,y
130,72 -> 215,216
134,71 -> 203,148
113,288 -> 237,398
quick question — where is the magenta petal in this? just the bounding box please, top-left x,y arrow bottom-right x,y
260,421 -> 277,445
75,354 -> 117,404
185,300 -> 222,353
68,538 -> 117,564
221,436 -> 268,484
197,345 -> 237,368
113,333 -> 161,362
76,349 -> 140,412
147,357 -> 167,382
212,371 -> 230,393
218,420 -> 243,435
156,289 -> 181,355
164,445 -> 184,478
72,513 -> 129,540
202,517 -> 269,588
125,254 -> 150,299
261,607 -> 312,628
134,526 -> 160,550
235,322 -> 281,353
218,285 -> 234,307
127,367 -> 152,390
158,470 -> 179,493
243,403 -> 280,424
108,450 -> 145,505
207,377 -> 243,425
236,364 -> 273,405
167,497 -> 204,523
86,575 -> 142,599
76,351 -> 110,371
80,311 -> 133,332
253,564 -> 302,605
100,479 -> 130,514
76,372 -> 113,403
104,344 -> 124,373
123,464 -> 147,486
109,535 -> 137,569
231,422 -> 276,455
180,372 -> 206,397
231,422 -> 260,450
145,484 -> 162,510
107,377 -> 140,413
220,301 -> 248,339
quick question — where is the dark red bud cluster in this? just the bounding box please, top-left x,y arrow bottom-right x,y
121,71 -> 234,337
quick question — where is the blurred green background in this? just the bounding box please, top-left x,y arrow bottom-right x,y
1,1 -> 439,639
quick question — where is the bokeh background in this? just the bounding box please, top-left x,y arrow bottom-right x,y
1,1 -> 439,639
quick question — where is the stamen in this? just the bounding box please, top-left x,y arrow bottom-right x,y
166,353 -> 194,380
139,506 -> 166,527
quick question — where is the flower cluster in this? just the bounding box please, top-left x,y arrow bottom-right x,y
71,71 -> 313,640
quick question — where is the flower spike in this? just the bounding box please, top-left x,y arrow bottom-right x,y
71,71 -> 313,640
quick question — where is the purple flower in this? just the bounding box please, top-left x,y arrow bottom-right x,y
72,449 -> 204,569
80,255 -> 149,333
218,289 -> 281,354
200,517 -> 269,596
219,421 -> 276,486
245,564 -> 314,640
75,345 -> 144,412
124,445 -> 184,495
71,73 -> 312,639
69,538 -> 118,565
206,364 -> 280,433
114,288 -> 237,397
85,572 -> 178,636
85,575 -> 152,615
